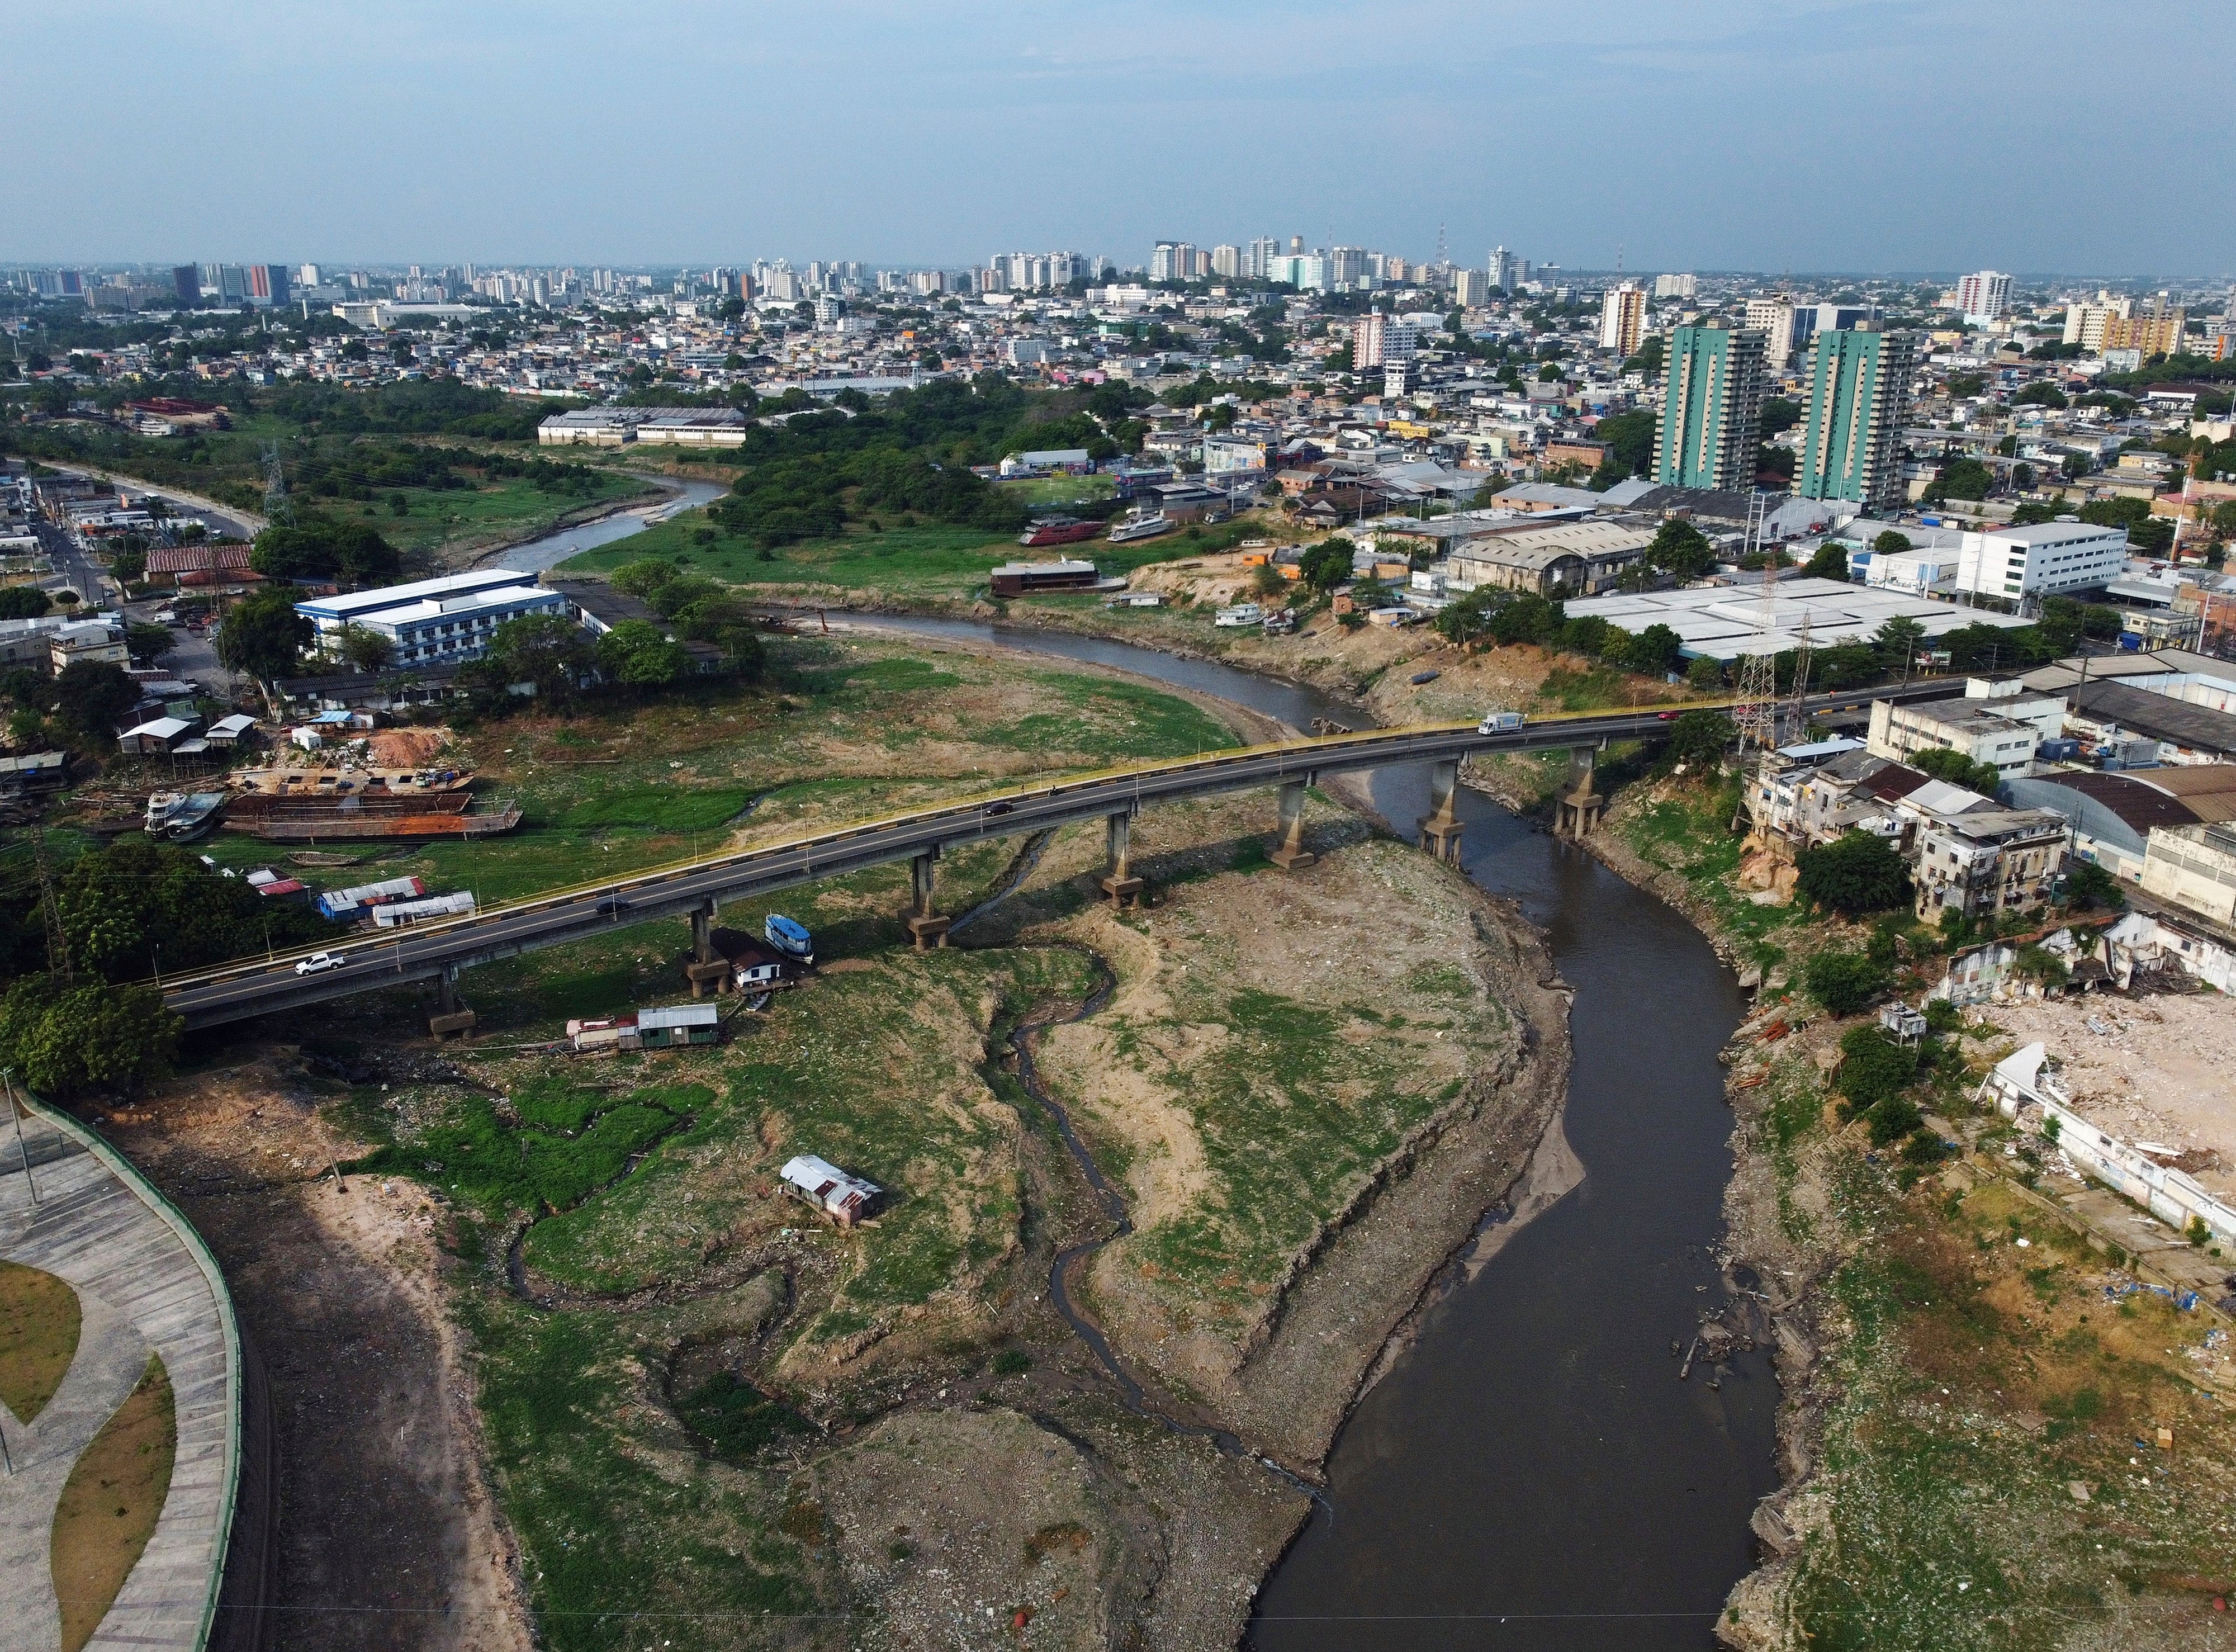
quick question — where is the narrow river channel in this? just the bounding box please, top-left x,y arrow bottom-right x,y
858,616 -> 1780,1651
475,485 -> 1785,1646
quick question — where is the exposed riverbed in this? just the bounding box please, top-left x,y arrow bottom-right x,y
865,614 -> 1779,1650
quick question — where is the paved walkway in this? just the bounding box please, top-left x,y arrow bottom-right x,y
0,1100 -> 237,1652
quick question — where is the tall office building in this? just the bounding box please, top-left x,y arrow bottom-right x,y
244,264 -> 290,307
1492,247 -> 1519,292
1452,268 -> 1490,306
1329,245 -> 1369,288
1796,325 -> 1915,513
1599,282 -> 1647,356
1211,244 -> 1242,279
170,266 -> 200,304
1955,269 -> 2012,324
1652,319 -> 1768,491
1247,236 -> 1279,280
1654,272 -> 1697,300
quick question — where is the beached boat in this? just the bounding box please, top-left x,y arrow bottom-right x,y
144,791 -> 227,842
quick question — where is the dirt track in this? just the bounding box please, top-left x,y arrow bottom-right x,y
97,1059 -> 531,1652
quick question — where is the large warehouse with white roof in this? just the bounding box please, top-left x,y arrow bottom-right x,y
1562,576 -> 2033,662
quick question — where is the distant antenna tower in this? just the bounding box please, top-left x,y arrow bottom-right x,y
262,442 -> 292,525
1435,221 -> 1448,272
1617,242 -> 1624,275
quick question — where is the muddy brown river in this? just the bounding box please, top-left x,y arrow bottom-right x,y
868,616 -> 1780,1650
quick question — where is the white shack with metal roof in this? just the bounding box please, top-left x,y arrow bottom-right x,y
779,1154 -> 883,1227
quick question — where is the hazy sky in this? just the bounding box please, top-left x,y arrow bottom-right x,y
7,0 -> 2232,277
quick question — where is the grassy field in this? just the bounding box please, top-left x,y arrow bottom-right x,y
357,469 -> 653,563
322,935 -> 1114,1651
194,632 -> 1241,914
996,474 -> 1116,508
556,504 -> 1255,602
0,1257 -> 82,1422
50,1355 -> 175,1652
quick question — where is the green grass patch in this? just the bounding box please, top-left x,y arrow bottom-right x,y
0,1259 -> 82,1423
463,1300 -> 825,1652
349,1080 -> 698,1215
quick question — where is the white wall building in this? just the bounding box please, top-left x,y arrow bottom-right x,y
1955,269 -> 2013,324
1951,522 -> 2128,601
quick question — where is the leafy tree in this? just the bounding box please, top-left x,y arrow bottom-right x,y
1906,746 -> 2002,794
596,620 -> 693,687
482,612 -> 595,704
1795,831 -> 1911,916
1872,530 -> 1913,555
249,515 -> 401,585
1873,615 -> 1926,666
53,660 -> 139,742
1925,457 -> 1994,502
124,622 -> 176,668
1802,542 -> 1851,581
0,978 -> 179,1099
108,538 -> 147,583
0,586 -> 53,619
54,835 -> 330,983
215,585 -> 315,681
1837,1024 -> 1919,1114
1685,655 -> 1725,690
2063,860 -> 2125,911
1297,539 -> 1354,592
1806,948 -> 1891,1016
2013,382 -> 2067,409
1594,407 -> 1657,478
1760,397 -> 1803,438
1665,709 -> 1733,769
338,623 -> 393,673
1623,622 -> 1683,676
2078,495 -> 2176,556
1646,518 -> 1715,579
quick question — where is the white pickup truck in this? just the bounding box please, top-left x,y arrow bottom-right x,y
1477,710 -> 1526,734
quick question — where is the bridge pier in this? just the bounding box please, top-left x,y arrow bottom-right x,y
1100,810 -> 1146,908
685,898 -> 729,998
1269,778 -> 1317,869
1418,759 -> 1463,864
1552,745 -> 1605,840
906,846 -> 951,950
429,965 -> 475,1040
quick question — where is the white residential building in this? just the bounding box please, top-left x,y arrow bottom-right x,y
1955,269 -> 2013,324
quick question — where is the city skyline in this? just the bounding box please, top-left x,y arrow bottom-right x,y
6,1 -> 2234,274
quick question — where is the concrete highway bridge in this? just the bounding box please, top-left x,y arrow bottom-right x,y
157,684 -> 1951,1034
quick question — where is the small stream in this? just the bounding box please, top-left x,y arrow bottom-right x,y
488,475 -> 728,574
864,614 -> 1780,1650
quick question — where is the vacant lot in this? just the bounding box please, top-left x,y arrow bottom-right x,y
1992,993 -> 2236,1201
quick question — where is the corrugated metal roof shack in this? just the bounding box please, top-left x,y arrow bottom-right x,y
780,1154 -> 883,1227
636,1002 -> 721,1048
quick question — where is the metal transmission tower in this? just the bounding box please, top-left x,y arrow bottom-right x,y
1785,613 -> 1814,740
1730,494 -> 1781,756
262,442 -> 292,525
1728,495 -> 1781,828
29,823 -> 70,984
